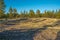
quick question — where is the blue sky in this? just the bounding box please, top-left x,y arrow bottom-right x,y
4,0 -> 60,13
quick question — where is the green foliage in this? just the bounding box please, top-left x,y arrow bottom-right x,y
20,11 -> 25,18
55,9 -> 60,18
1,0 -> 60,19
25,11 -> 29,18
29,10 -> 35,18
8,7 -> 13,18
0,0 -> 5,18
36,9 -> 41,17
42,10 -> 55,18
13,8 -> 18,18
4,9 -> 60,19
0,0 -> 60,19
7,7 -> 19,19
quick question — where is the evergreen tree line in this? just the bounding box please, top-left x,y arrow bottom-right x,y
1,9 -> 60,19
0,0 -> 60,19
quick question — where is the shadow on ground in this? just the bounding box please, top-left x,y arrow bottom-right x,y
0,27 -> 47,40
0,18 -> 28,29
51,20 -> 60,27
43,20 -> 60,27
55,31 -> 60,40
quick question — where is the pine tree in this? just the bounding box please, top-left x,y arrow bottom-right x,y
56,9 -> 60,18
36,9 -> 41,17
25,11 -> 29,18
20,11 -> 25,18
43,10 -> 55,18
43,10 -> 48,17
0,0 -> 6,18
8,7 -> 13,18
13,8 -> 18,18
29,10 -> 35,18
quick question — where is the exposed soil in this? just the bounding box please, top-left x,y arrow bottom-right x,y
0,18 -> 60,40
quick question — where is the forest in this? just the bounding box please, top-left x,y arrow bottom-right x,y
0,0 -> 60,19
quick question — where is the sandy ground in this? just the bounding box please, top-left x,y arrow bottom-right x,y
1,18 -> 58,30
0,18 -> 60,40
